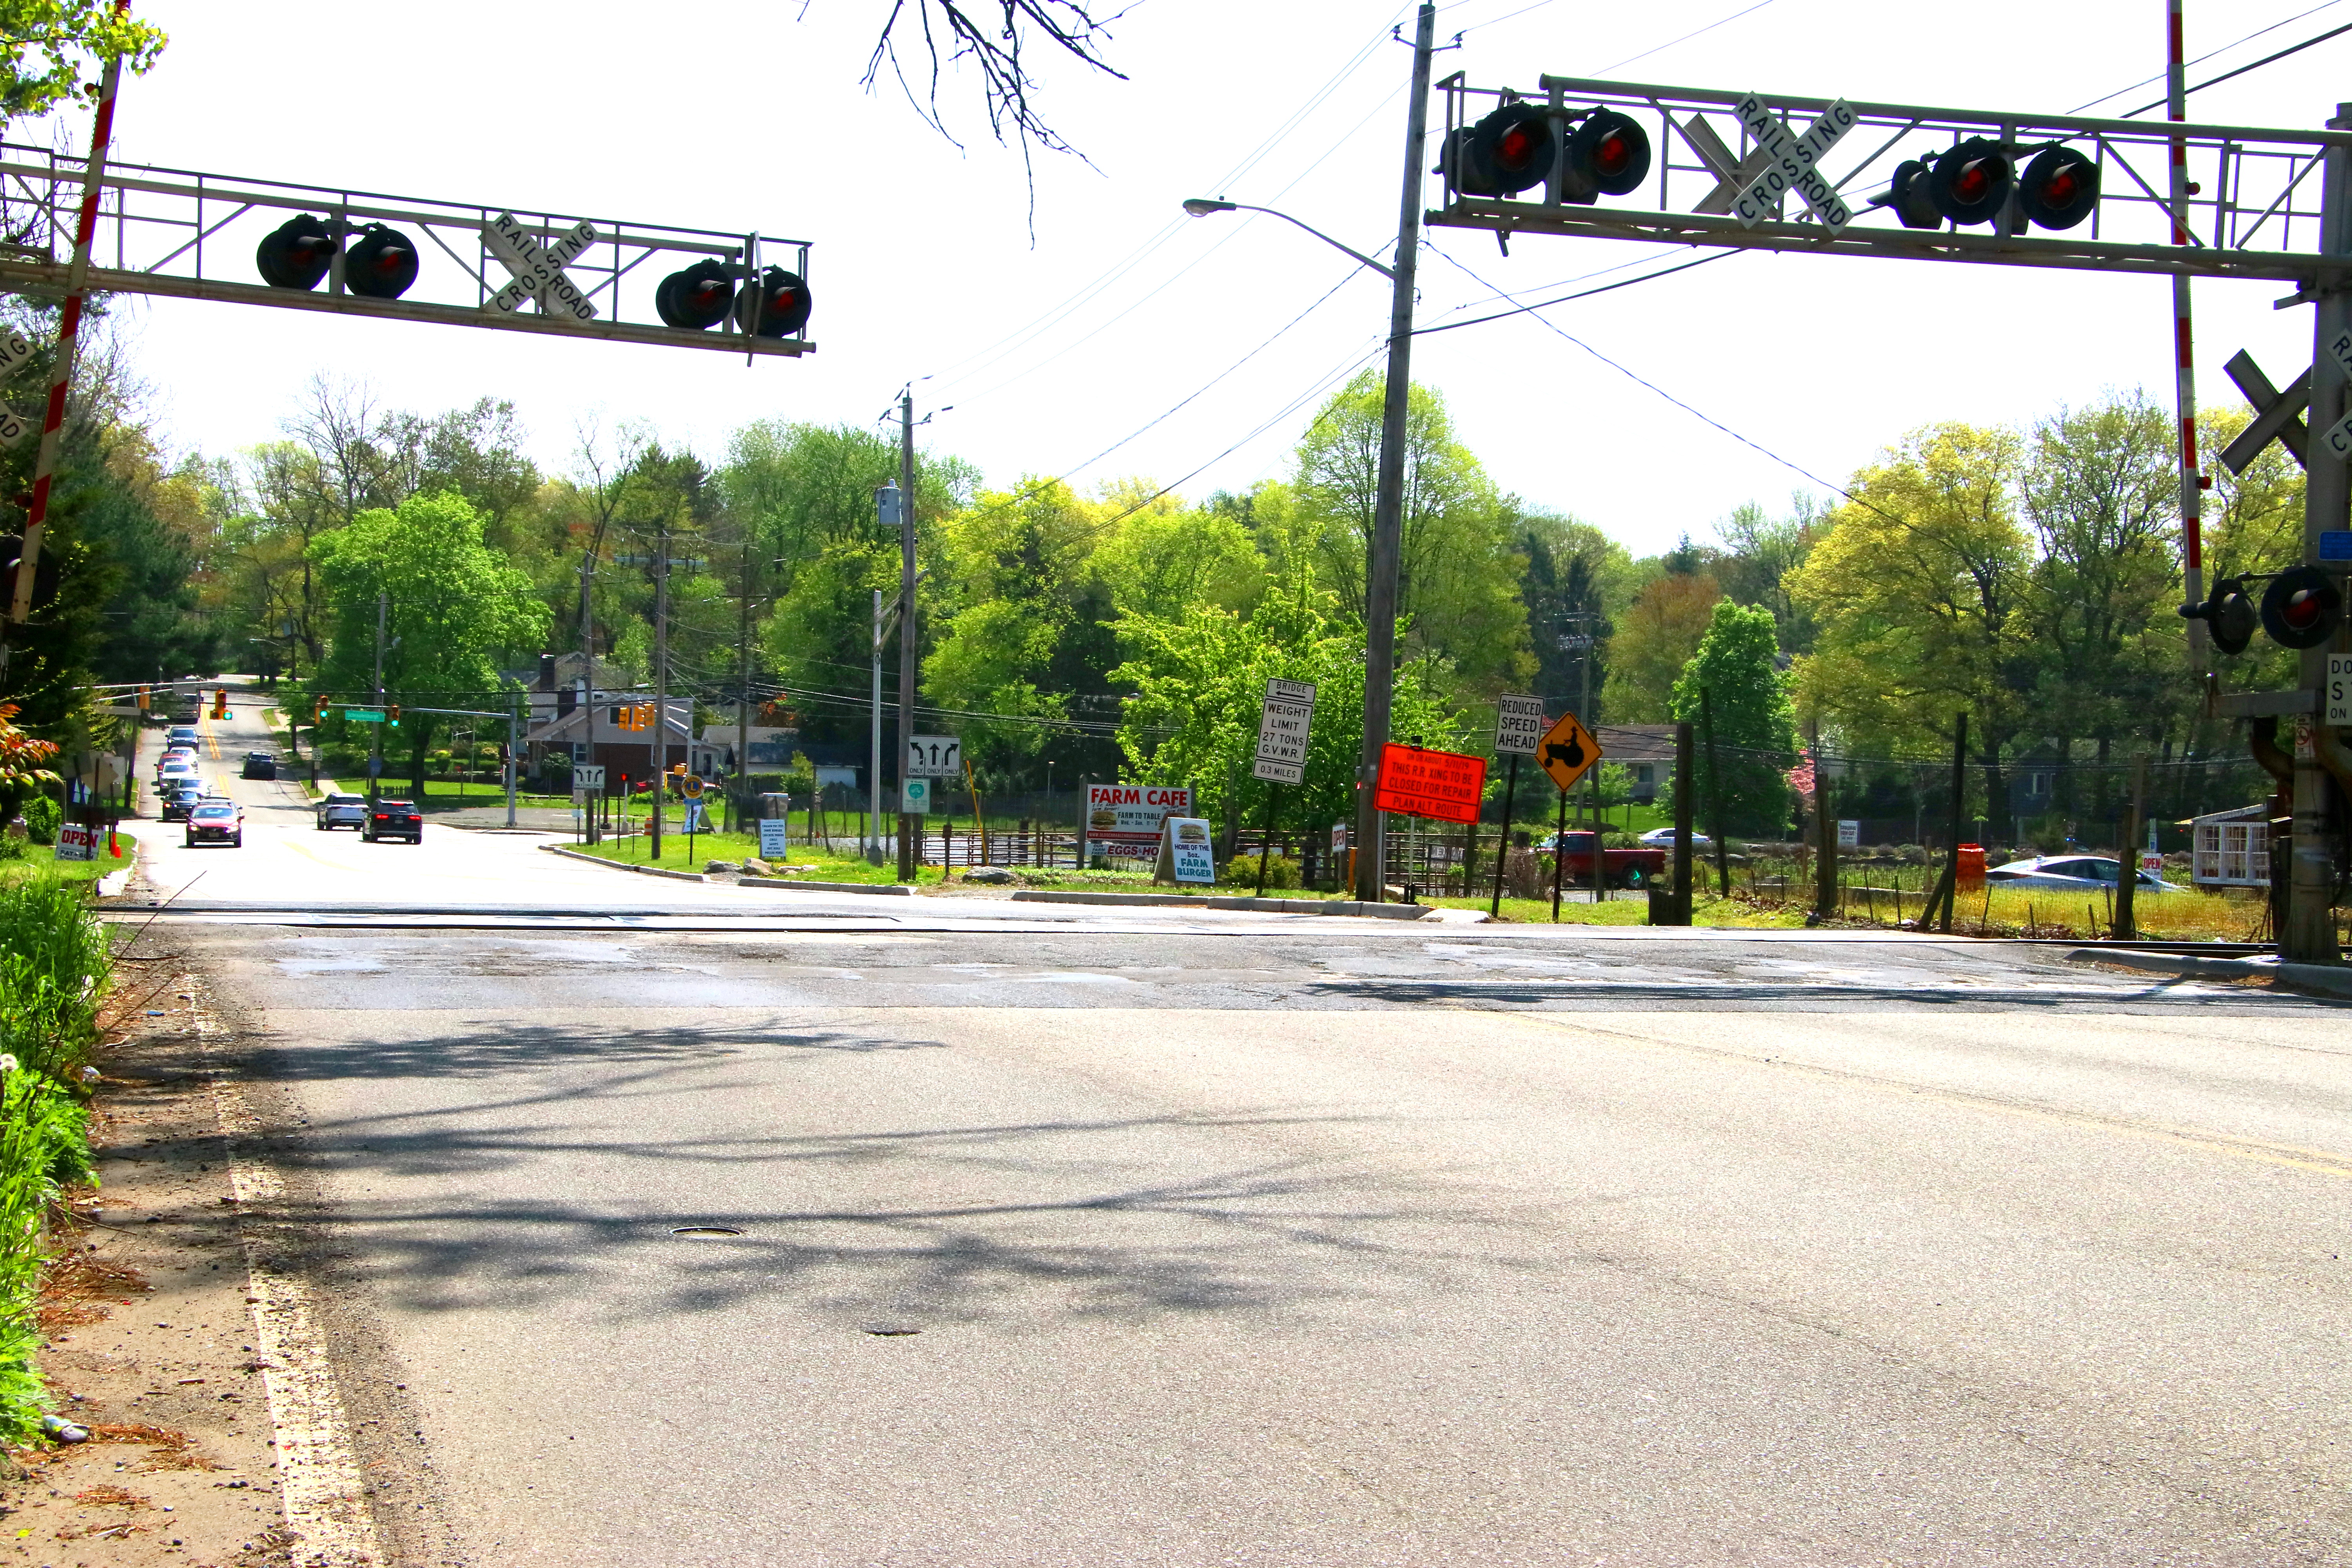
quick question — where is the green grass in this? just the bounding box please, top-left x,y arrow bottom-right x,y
0,873 -> 114,1439
566,827 -> 951,886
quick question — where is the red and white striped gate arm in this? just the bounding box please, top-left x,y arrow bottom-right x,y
12,1 -> 130,626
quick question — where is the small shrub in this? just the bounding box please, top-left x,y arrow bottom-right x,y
1222,853 -> 1302,890
19,798 -> 57,848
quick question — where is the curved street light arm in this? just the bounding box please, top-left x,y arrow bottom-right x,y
1181,198 -> 1397,281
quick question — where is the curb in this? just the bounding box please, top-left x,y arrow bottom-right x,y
540,843 -> 706,882
1011,889 -> 1438,920
738,875 -> 911,897
2065,946 -> 2352,1000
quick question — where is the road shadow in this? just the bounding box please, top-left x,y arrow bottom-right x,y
224,1018 -> 1524,1327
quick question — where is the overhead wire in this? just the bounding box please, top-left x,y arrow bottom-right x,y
924,13 -> 1406,399
2069,0 -> 2347,114
1419,240 -> 1918,532
1592,0 -> 1777,75
2118,18 -> 2352,116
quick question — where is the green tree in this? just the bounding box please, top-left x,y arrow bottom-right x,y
1710,494 -> 1823,655
1601,570 -> 1720,722
1292,370 -> 1531,693
1791,422 -> 2033,830
0,1 -> 165,123
1111,583 -> 1462,839
1518,509 -> 1631,717
2019,393 -> 2185,822
1664,600 -> 1797,837
309,492 -> 548,795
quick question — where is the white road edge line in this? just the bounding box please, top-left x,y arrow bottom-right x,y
193,989 -> 383,1567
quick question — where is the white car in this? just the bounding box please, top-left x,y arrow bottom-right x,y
1984,854 -> 2178,895
1637,827 -> 1713,850
156,761 -> 200,789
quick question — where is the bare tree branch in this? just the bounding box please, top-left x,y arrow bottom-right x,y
864,1 -> 1132,231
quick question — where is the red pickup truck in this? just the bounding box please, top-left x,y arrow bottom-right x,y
1542,831 -> 1668,889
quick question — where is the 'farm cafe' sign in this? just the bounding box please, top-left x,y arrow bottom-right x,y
1085,783 -> 1194,864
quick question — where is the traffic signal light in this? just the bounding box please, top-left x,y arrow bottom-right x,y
2261,566 -> 2341,650
2018,146 -> 2100,230
387,702 -> 401,727
256,214 -> 338,290
1559,109 -> 1650,203
136,685 -> 149,710
654,261 -> 735,331
1442,102 -> 1554,196
1879,139 -> 2013,229
211,689 -> 227,719
735,267 -> 813,338
2185,576 -> 2259,655
1439,103 -> 1650,205
314,696 -> 328,723
0,534 -> 58,612
344,225 -> 419,299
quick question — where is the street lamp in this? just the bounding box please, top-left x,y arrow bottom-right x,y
1179,3 -> 1436,902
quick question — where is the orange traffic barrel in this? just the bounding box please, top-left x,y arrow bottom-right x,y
1956,843 -> 1986,892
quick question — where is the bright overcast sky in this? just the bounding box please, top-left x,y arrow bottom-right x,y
38,0 -> 2352,556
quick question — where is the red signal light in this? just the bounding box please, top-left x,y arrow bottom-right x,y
256,214 -> 339,290
1923,138 -> 2013,226
1561,109 -> 1651,202
1442,102 -> 1555,198
735,267 -> 813,338
2019,146 -> 2100,230
655,260 -> 736,331
344,225 -> 419,299
2259,566 -> 2342,650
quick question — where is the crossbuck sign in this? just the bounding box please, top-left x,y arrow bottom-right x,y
483,212 -> 598,320
0,327 -> 34,449
1730,94 -> 1856,233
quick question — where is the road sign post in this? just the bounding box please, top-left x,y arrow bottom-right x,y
1491,695 -> 1545,917
1534,710 -> 1604,912
1252,679 -> 1316,896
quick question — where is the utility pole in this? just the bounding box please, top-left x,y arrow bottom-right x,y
370,590 -> 386,806
895,390 -> 918,882
1353,1 -> 1437,903
2168,0 -> 2207,671
738,534 -> 753,835
651,518 -> 670,862
871,586 -> 885,861
2285,104 -> 2352,964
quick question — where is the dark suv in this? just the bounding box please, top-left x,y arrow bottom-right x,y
240,750 -> 277,779
363,798 -> 423,843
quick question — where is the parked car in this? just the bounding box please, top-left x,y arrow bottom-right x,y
1533,830 -> 1669,888
1984,854 -> 2177,895
240,750 -> 277,780
159,783 -> 204,822
1637,826 -> 1713,850
363,798 -> 423,843
184,799 -> 243,848
315,791 -> 368,831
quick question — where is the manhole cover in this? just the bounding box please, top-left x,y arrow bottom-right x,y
669,1225 -> 745,1238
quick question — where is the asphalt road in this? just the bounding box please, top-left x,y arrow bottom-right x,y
143,695 -> 2352,1564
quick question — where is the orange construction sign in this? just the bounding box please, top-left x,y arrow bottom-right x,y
1373,744 -> 1488,824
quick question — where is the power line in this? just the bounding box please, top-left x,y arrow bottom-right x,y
1421,241 -> 1920,534
2070,0 -> 2347,113
1594,0 -> 1777,74
1415,251 -> 1737,336
2119,18 -> 2352,116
